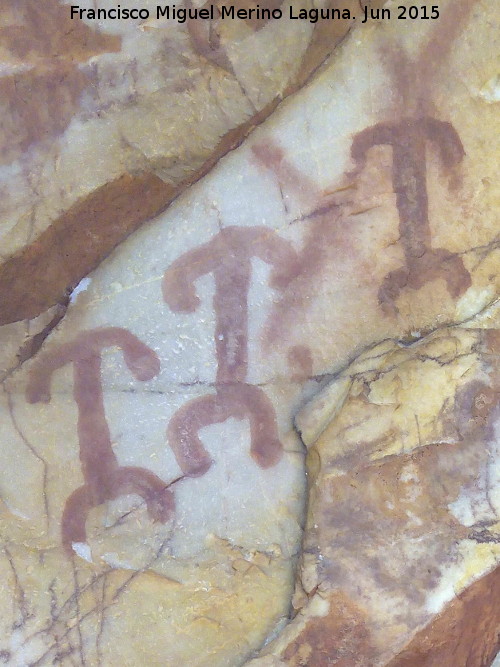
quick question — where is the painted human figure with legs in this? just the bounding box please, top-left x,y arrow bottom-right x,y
163,225 -> 299,476
26,327 -> 174,554
350,117 -> 471,313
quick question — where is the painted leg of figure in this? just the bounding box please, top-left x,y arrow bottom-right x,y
378,267 -> 410,314
423,248 -> 472,298
227,384 -> 283,468
168,386 -> 283,473
61,486 -> 92,554
167,394 -> 230,477
378,249 -> 471,313
110,466 -> 175,523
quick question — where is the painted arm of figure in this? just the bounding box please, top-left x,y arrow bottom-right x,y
420,118 -> 465,170
247,227 -> 301,289
350,122 -> 397,166
26,327 -> 159,404
162,241 -> 219,313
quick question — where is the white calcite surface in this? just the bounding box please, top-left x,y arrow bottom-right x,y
0,0 -> 499,665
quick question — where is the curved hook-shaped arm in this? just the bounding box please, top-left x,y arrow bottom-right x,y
162,241 -> 219,313
239,226 -> 300,290
163,226 -> 299,317
350,121 -> 398,166
25,327 -> 159,403
420,117 -> 465,170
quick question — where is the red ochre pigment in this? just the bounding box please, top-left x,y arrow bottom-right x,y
163,226 -> 300,475
26,327 -> 174,554
351,117 -> 471,312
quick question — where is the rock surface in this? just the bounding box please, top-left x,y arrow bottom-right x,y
0,0 -> 499,665
253,308 -> 500,666
0,0 -> 377,327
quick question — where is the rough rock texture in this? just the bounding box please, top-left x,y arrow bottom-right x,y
0,0 -> 380,327
0,221 -> 307,666
0,0 -> 499,664
254,311 -> 500,666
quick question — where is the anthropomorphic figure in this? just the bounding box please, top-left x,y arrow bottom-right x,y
163,225 -> 299,476
26,327 -> 174,553
351,117 -> 471,312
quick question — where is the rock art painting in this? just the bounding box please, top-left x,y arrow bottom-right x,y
25,327 -> 174,552
1,0 -> 499,665
0,0 -> 358,328
351,2 -> 477,314
351,117 -> 471,312
163,225 -> 299,476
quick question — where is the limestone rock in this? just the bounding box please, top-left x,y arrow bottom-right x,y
258,315 -> 500,666
0,0 -> 499,665
0,0 -> 372,327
